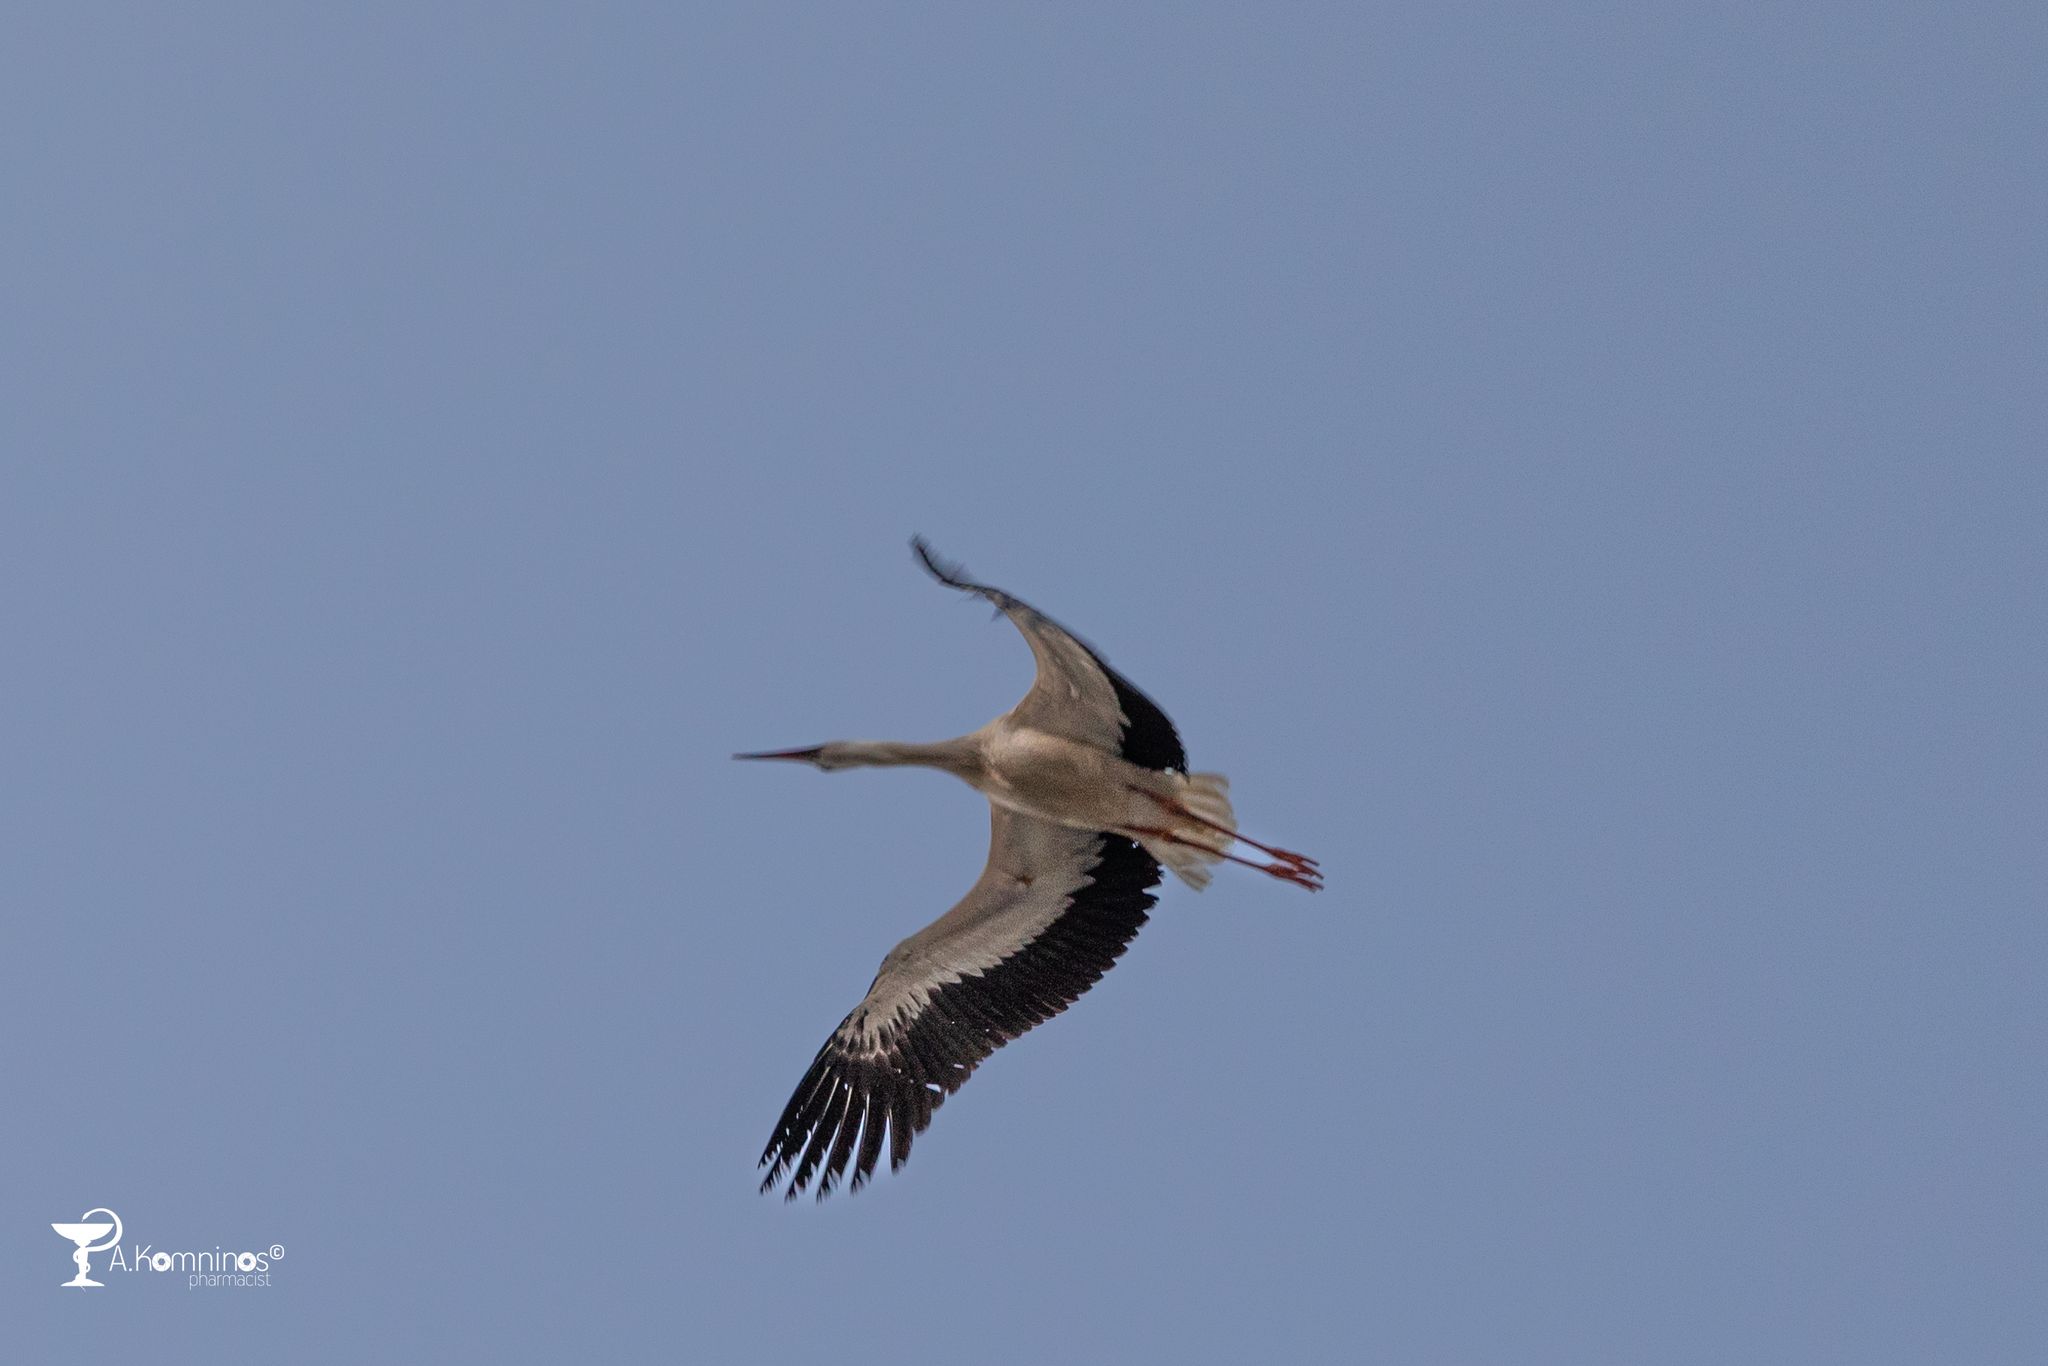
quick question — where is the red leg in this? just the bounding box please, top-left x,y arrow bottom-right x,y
1127,787 -> 1320,869
1126,825 -> 1323,891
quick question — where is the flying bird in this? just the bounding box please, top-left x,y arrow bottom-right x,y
739,538 -> 1320,1199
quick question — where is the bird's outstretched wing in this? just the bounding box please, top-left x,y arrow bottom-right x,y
911,536 -> 1186,772
758,807 -> 1164,1199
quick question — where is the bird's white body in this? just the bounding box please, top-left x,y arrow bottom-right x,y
737,539 -> 1317,1199
971,725 -> 1238,888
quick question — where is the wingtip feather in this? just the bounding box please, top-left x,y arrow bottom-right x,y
910,535 -> 974,591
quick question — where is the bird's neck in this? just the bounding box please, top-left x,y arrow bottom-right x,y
833,737 -> 984,779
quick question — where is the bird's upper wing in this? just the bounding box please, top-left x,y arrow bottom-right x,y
912,536 -> 1187,772
758,806 -> 1164,1199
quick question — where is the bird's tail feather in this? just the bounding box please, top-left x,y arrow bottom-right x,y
1138,772 -> 1236,890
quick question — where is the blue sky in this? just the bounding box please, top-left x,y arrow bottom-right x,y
6,5 -> 2043,1362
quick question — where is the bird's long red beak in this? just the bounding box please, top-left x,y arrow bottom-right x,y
732,746 -> 825,762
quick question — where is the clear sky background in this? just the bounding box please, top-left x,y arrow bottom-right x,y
6,5 -> 2042,1363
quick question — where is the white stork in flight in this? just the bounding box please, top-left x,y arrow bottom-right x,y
739,538 -> 1320,1199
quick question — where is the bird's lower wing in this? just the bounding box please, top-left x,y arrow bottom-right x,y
758,808 -> 1164,1199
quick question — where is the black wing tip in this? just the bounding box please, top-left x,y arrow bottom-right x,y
910,536 -> 977,592
758,1047 -> 932,1201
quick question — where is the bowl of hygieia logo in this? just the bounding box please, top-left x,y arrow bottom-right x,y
54,1208 -> 285,1290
